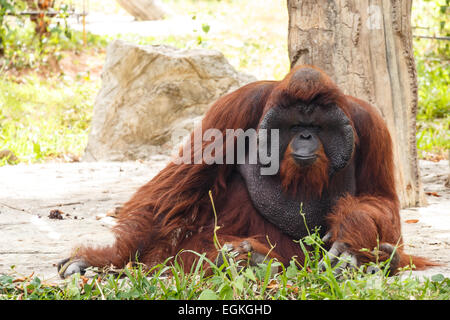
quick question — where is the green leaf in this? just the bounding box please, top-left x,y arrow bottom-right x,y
431,274 -> 445,282
234,276 -> 245,292
33,141 -> 42,158
202,24 -> 210,34
198,289 -> 218,300
219,284 -> 234,300
244,267 -> 256,282
286,261 -> 299,278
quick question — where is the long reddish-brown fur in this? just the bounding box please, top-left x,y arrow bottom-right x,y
280,144 -> 329,198
72,65 -> 434,273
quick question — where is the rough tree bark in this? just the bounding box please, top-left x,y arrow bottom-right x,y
287,0 -> 424,207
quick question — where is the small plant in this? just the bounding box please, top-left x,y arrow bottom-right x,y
1,226 -> 449,300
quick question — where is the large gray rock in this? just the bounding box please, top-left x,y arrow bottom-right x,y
83,40 -> 256,162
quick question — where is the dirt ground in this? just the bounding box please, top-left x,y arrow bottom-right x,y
0,158 -> 448,283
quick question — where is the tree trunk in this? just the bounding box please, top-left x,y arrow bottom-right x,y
287,0 -> 424,207
116,0 -> 167,21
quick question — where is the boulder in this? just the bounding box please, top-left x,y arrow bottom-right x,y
83,40 -> 256,162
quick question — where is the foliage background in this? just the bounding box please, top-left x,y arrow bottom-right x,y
0,0 -> 448,164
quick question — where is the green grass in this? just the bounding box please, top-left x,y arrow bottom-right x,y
414,43 -> 449,159
0,73 -> 98,164
0,15 -> 106,164
1,231 -> 449,300
414,55 -> 449,159
412,0 -> 449,159
416,118 -> 449,159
